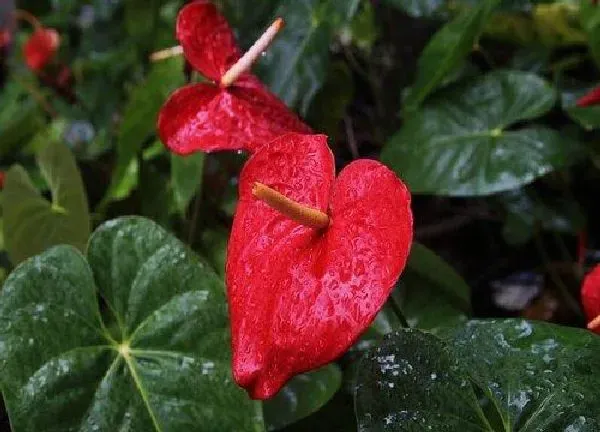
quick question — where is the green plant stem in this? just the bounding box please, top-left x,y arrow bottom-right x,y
388,295 -> 410,328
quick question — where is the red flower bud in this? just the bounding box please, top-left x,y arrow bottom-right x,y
576,85 -> 600,108
226,133 -> 413,399
23,27 -> 60,72
157,1 -> 311,155
0,29 -> 11,49
582,264 -> 600,334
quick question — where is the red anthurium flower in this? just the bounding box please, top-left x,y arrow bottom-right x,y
23,27 -> 60,72
226,133 -> 413,399
576,85 -> 600,108
157,1 -> 311,155
582,264 -> 600,334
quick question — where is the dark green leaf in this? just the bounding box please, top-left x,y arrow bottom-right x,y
3,141 -> 90,265
126,0 -> 162,52
580,0 -> 600,68
406,243 -> 470,308
263,364 -> 342,431
403,0 -> 500,111
102,57 -> 185,204
355,320 -> 600,431
383,70 -> 580,196
171,153 -> 205,215
200,227 -> 229,277
382,0 -> 445,18
258,0 -> 333,115
0,217 -> 264,431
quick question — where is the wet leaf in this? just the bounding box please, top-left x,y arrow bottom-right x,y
0,217 -> 264,431
383,70 -> 582,196
263,364 -> 342,431
3,141 -> 90,265
355,320 -> 600,431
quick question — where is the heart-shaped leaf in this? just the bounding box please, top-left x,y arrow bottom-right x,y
383,70 -> 582,196
355,319 -> 600,431
263,364 -> 342,431
403,0 -> 500,112
3,140 -> 90,265
0,217 -> 263,431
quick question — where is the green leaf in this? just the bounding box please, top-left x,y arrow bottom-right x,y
0,217 -> 264,431
3,141 -> 90,265
355,320 -> 600,431
258,0 -> 333,115
381,0 -> 445,18
171,153 -> 205,215
406,243 -> 470,309
102,57 -> 185,205
580,0 -> 600,68
306,61 -> 354,139
383,70 -> 581,196
263,364 -> 342,431
403,0 -> 500,111
200,227 -> 229,277
125,0 -> 162,51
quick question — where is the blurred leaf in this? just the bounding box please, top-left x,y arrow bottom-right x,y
355,320 -> 600,431
171,153 -> 205,215
403,0 -> 499,112
580,0 -> 600,68
406,242 -> 471,309
263,364 -> 342,431
200,227 -> 229,277
500,189 -> 586,245
0,217 -> 264,431
101,56 -> 184,205
259,0 -> 333,115
140,165 -> 172,227
306,61 -> 354,138
561,81 -> 600,130
382,0 -> 445,17
3,141 -> 90,265
532,2 -> 586,47
125,0 -> 162,52
0,83 -> 46,157
383,70 -> 581,196
22,118 -> 68,155
339,0 -> 379,52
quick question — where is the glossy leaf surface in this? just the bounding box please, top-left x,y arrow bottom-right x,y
383,70 -> 580,196
3,141 -> 90,265
0,217 -> 263,431
263,364 -> 342,431
355,320 -> 600,431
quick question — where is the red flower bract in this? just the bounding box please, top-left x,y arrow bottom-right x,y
226,133 -> 413,399
157,1 -> 311,155
23,28 -> 59,72
576,85 -> 600,108
582,264 -> 600,334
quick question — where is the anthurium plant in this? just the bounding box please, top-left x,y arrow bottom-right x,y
1,0 -> 600,431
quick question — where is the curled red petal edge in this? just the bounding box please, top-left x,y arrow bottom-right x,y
23,28 -> 60,72
576,85 -> 600,108
226,133 -> 413,399
176,0 -> 240,82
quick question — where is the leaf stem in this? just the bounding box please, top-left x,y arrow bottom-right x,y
387,295 -> 409,328
13,9 -> 42,30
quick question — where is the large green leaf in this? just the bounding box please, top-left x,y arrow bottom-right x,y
383,70 -> 581,196
3,141 -> 90,265
403,0 -> 500,112
102,57 -> 185,205
171,153 -> 205,215
355,320 -> 600,431
0,217 -> 263,431
580,0 -> 600,68
258,0 -> 332,116
263,364 -> 342,431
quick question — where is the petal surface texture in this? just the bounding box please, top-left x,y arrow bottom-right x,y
582,264 -> 600,334
23,28 -> 59,72
226,133 -> 413,399
157,78 -> 312,154
176,0 -> 240,82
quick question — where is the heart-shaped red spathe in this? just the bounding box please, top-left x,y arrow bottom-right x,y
157,1 -> 311,155
226,133 -> 413,399
23,28 -> 59,72
582,264 -> 600,334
